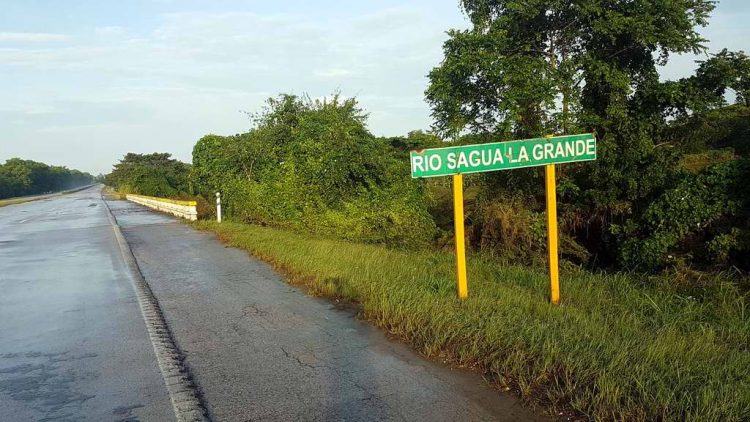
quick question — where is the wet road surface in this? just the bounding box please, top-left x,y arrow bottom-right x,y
108,196 -> 547,421
0,187 -> 173,421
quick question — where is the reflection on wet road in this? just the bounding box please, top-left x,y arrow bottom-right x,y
0,186 -> 173,421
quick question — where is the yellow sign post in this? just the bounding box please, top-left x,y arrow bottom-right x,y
453,174 -> 468,299
544,164 -> 560,305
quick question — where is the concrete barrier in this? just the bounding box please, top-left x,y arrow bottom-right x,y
126,194 -> 198,221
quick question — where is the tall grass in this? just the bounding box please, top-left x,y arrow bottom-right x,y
195,221 -> 749,421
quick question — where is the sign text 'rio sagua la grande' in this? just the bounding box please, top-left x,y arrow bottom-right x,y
410,133 -> 596,178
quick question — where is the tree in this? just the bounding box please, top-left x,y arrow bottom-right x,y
105,153 -> 191,197
427,1 -> 714,140
693,49 -> 750,107
426,0 -> 725,268
191,93 -> 438,246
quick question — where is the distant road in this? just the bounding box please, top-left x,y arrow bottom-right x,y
0,184 -> 97,208
0,186 -> 173,421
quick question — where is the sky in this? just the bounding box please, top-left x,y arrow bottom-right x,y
0,1 -> 748,175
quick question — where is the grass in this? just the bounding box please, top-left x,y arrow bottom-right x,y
195,220 -> 749,421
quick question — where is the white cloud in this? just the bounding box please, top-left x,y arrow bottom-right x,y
94,26 -> 127,37
35,122 -> 146,134
315,69 -> 354,78
0,32 -> 71,42
0,46 -> 105,66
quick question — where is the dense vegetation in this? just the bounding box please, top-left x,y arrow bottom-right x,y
0,158 -> 93,199
192,95 -> 436,246
182,93 -> 750,274
423,1 -> 750,273
179,0 -> 750,275
105,0 -> 750,275
102,0 -> 750,274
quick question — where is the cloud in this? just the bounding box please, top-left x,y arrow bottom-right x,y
0,3 -> 468,173
315,69 -> 354,78
35,122 -> 146,134
0,46 -> 105,66
0,32 -> 71,42
94,26 -> 127,37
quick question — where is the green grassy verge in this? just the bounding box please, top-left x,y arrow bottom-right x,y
195,220 -> 749,421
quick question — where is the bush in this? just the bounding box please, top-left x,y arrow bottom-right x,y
616,159 -> 750,270
106,153 -> 191,197
192,94 -> 437,246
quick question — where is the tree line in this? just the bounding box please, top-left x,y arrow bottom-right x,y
0,158 -> 94,199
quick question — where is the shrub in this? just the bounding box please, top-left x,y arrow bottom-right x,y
106,153 -> 191,197
191,94 -> 437,246
616,159 -> 750,270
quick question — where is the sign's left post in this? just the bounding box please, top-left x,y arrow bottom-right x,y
453,173 -> 468,299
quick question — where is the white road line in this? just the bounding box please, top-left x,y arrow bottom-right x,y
102,194 -> 209,422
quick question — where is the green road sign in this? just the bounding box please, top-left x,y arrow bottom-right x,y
410,133 -> 596,178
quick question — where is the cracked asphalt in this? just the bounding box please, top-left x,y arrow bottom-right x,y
108,195 -> 548,421
0,186 -> 173,421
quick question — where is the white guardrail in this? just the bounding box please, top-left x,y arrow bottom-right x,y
125,194 -> 198,221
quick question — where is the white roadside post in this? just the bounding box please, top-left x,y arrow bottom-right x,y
216,192 -> 222,223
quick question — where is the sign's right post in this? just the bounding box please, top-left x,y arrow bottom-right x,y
545,164 -> 560,305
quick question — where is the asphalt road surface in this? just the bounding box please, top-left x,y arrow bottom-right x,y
0,186 -> 547,421
109,195 -> 546,422
0,186 -> 173,421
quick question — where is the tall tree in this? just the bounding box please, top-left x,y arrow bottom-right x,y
427,0 -> 714,139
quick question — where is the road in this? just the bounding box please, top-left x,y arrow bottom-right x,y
0,186 -> 546,421
109,194 -> 544,421
0,186 -> 174,421
0,185 -> 95,209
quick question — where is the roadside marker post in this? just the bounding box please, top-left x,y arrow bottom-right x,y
216,192 -> 222,223
410,133 -> 596,303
